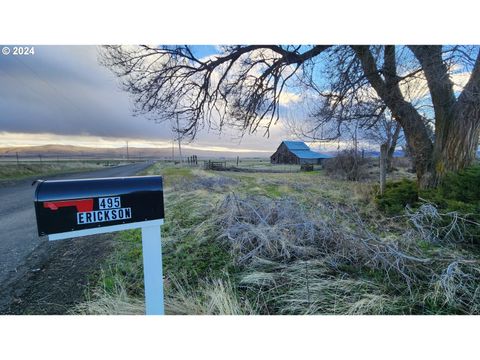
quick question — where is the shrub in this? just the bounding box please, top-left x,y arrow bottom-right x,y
437,165 -> 480,203
376,166 -> 480,243
406,204 -> 472,245
376,179 -> 419,215
377,166 -> 480,218
323,149 -> 368,181
219,194 -> 480,314
420,166 -> 480,243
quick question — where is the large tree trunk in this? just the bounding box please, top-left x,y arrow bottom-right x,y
406,105 -> 480,187
402,108 -> 480,188
352,45 -> 436,188
386,123 -> 401,172
409,45 -> 480,186
355,45 -> 480,189
432,52 -> 480,180
433,103 -> 480,179
393,103 -> 436,188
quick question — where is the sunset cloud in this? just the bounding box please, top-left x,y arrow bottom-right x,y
0,46 -> 293,152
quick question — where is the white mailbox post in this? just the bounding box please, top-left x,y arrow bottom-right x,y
34,176 -> 165,315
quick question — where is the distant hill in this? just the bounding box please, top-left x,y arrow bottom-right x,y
313,149 -> 406,158
0,144 -> 270,160
2,144 -> 474,161
357,150 -> 405,158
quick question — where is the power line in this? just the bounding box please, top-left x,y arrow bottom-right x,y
12,55 -> 92,120
0,56 -> 86,126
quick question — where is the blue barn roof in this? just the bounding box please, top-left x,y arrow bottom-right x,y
291,150 -> 333,159
283,141 -> 310,151
282,141 -> 333,159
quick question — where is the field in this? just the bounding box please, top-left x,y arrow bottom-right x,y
0,160 -> 128,181
202,158 -> 314,172
75,159 -> 480,315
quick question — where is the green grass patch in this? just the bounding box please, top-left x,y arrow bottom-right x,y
163,237 -> 235,285
263,184 -> 284,198
96,229 -> 145,298
162,191 -> 237,284
141,163 -> 195,187
160,166 -> 194,178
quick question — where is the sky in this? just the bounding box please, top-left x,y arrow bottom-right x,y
2,45 -> 471,155
0,45 -> 301,154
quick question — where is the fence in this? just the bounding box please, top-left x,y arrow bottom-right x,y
203,160 -> 227,170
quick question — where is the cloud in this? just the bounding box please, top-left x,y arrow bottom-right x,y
0,46 -> 296,152
279,91 -> 301,105
0,46 -> 160,138
0,131 -> 273,153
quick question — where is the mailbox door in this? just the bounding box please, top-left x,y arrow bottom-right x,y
34,176 -> 164,236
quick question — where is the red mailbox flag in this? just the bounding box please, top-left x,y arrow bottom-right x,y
43,199 -> 94,213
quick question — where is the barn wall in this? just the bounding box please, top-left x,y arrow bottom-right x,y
271,142 -> 329,165
299,158 -> 318,165
270,143 -> 299,164
300,158 -> 329,165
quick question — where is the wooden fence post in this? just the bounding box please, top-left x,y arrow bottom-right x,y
380,143 -> 387,195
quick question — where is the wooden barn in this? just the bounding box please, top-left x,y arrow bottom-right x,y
270,141 -> 333,165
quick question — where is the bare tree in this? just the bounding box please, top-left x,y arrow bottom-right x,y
361,111 -> 404,172
101,45 -> 480,188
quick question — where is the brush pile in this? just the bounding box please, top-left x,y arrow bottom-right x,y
216,194 -> 480,314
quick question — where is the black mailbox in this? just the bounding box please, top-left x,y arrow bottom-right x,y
34,176 -> 164,236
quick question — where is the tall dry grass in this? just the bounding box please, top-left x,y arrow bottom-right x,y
216,194 -> 480,314
165,276 -> 257,315
74,165 -> 480,315
74,275 -> 145,315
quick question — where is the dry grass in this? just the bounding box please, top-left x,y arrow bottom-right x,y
217,193 -> 428,288
75,274 -> 256,315
0,161 -> 106,180
75,161 -> 480,315
406,203 -> 479,245
73,276 -> 145,315
165,276 -> 256,315
427,261 -> 480,313
243,260 -> 405,315
217,193 -> 480,314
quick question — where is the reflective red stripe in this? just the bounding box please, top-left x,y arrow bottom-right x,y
43,199 -> 94,212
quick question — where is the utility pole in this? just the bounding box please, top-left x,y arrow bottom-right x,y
126,141 -> 129,161
171,139 -> 175,163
